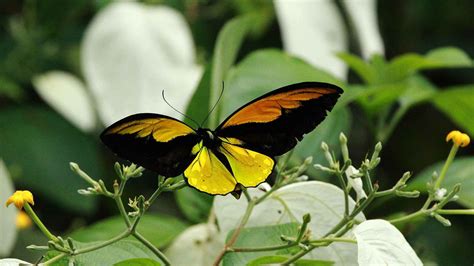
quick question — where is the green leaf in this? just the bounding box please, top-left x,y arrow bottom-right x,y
175,186 -> 213,223
223,223 -> 299,265
46,240 -> 161,265
386,53 -> 432,83
431,85 -> 474,136
114,258 -> 161,266
399,75 -> 437,107
0,76 -> 24,101
386,47 -> 472,83
70,214 -> 188,248
337,52 -> 375,84
248,256 -> 334,266
342,47 -> 472,85
184,63 -> 212,127
356,83 -> 409,115
0,106 -> 99,214
0,160 -> 17,256
407,157 -> 474,208
425,47 -> 473,67
223,49 -> 348,164
209,15 -> 254,128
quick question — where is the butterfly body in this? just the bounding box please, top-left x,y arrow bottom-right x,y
101,82 -> 343,195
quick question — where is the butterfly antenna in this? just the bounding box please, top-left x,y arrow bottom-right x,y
200,81 -> 225,127
162,90 -> 200,128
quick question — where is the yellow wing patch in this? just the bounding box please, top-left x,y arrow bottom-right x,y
105,118 -> 194,142
183,139 -> 274,195
219,139 -> 274,187
184,144 -> 237,195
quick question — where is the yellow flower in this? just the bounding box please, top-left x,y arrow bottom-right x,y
446,130 -> 470,147
16,211 -> 32,229
5,190 -> 34,209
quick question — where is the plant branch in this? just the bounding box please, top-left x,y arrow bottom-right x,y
213,194 -> 256,266
42,253 -> 67,266
377,105 -> 409,142
335,170 -> 350,217
133,232 -> 170,266
437,209 -> 474,215
282,185 -> 378,265
72,230 -> 130,255
24,203 -> 59,243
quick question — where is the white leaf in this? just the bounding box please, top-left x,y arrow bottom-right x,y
0,259 -> 31,266
0,160 -> 18,256
165,223 -> 224,266
274,0 -> 348,79
82,2 -> 202,125
354,219 -> 422,266
344,0 -> 385,58
214,181 -> 364,265
33,71 -> 96,132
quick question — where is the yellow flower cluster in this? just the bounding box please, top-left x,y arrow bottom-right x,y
446,130 -> 470,147
5,190 -> 34,210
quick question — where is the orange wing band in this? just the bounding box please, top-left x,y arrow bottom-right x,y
221,87 -> 337,128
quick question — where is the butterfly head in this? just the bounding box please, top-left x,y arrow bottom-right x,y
196,128 -> 219,149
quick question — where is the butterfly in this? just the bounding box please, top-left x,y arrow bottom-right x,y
100,82 -> 343,195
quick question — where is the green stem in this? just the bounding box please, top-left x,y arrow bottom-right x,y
389,209 -> 427,224
310,237 -> 357,244
232,242 -> 298,253
24,203 -> 59,243
213,197 -> 256,266
378,105 -> 408,143
115,196 -> 131,227
282,236 -> 357,265
42,253 -> 67,266
73,230 -> 130,254
421,195 -> 433,210
255,184 -> 280,205
335,171 -> 350,217
437,209 -> 474,215
133,232 -> 170,266
363,169 -> 374,194
283,186 -> 378,265
243,189 -> 252,202
434,144 -> 458,190
146,186 -> 165,208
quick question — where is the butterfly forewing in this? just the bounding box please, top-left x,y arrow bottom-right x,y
216,82 -> 343,156
100,113 -> 200,177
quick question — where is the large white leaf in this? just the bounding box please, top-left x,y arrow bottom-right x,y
274,0 -> 348,79
0,160 -> 18,256
82,2 -> 202,125
0,259 -> 31,266
33,71 -> 96,132
354,219 -> 422,266
274,0 -> 385,79
214,181 -> 365,265
344,0 -> 385,58
165,223 -> 224,266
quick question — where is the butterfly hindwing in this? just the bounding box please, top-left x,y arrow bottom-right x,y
100,113 -> 200,177
184,143 -> 237,195
183,138 -> 275,195
216,82 -> 343,156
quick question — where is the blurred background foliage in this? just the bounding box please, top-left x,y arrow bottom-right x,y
0,0 -> 473,264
